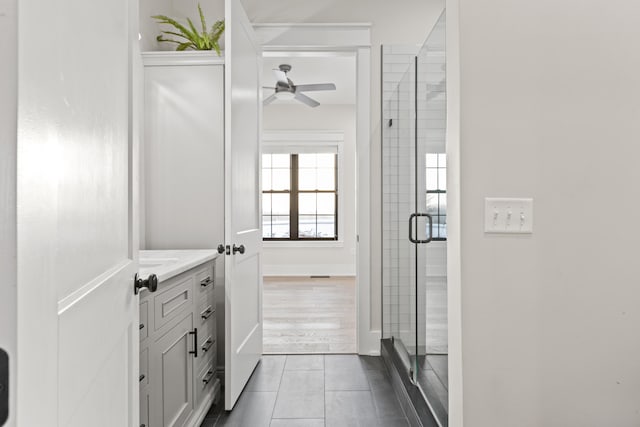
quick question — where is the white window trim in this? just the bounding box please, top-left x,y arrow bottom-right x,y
262,130 -> 345,244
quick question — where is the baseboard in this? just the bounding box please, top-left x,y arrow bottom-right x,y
187,378 -> 220,427
358,329 -> 381,356
262,264 -> 356,277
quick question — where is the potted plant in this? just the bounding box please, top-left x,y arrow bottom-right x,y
152,4 -> 224,55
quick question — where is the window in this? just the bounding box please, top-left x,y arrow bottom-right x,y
426,153 -> 447,240
262,152 -> 338,240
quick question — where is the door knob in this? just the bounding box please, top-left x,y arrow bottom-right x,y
218,244 -> 230,255
134,273 -> 158,295
232,244 -> 245,255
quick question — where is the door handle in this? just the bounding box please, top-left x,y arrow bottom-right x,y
408,213 -> 433,244
232,244 -> 245,255
134,273 -> 158,295
0,348 -> 8,425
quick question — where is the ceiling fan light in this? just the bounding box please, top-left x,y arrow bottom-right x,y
275,91 -> 295,101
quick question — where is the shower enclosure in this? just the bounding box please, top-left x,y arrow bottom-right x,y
382,10 -> 448,426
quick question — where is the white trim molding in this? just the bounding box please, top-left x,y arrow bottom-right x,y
254,24 -> 377,356
141,50 -> 225,67
445,2 -> 464,426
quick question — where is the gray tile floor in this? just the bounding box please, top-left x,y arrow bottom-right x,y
201,355 -> 409,427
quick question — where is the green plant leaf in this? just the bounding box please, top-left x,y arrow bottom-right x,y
198,3 -> 207,34
152,14 -> 196,41
176,42 -> 193,51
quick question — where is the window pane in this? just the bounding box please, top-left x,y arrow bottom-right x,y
298,168 -> 316,190
262,193 -> 272,215
426,193 -> 438,215
438,153 -> 447,167
272,154 -> 290,168
262,169 -> 272,191
298,215 -> 317,238
316,153 -> 335,168
298,153 -> 316,168
262,215 -> 271,238
426,153 -> 438,167
271,193 -> 289,215
317,193 -> 335,215
316,168 -> 335,190
298,193 -> 316,215
317,215 -> 336,238
439,193 -> 447,214
262,154 -> 271,168
272,168 -> 290,190
434,215 -> 447,239
438,169 -> 447,191
426,169 -> 438,191
272,216 -> 290,238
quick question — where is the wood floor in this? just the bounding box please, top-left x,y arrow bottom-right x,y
263,276 -> 356,354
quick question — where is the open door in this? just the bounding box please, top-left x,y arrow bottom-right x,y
16,0 -> 140,425
224,0 -> 264,410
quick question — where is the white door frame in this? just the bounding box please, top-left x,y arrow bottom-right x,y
0,0 -> 18,424
252,23 -> 378,355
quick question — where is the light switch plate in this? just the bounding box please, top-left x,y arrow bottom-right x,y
484,198 -> 533,234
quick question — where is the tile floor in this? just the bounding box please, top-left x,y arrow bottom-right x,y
201,354 -> 409,427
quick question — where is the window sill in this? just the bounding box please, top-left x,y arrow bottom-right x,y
263,240 -> 344,249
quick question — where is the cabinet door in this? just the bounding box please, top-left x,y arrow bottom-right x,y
151,314 -> 195,427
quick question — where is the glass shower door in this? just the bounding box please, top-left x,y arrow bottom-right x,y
414,10 -> 448,422
383,54 -> 417,375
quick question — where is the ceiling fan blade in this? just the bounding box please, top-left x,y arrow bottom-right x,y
294,83 -> 336,92
262,86 -> 276,90
294,92 -> 320,108
272,69 -> 289,86
263,93 -> 278,106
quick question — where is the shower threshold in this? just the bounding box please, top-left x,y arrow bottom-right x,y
381,339 -> 448,427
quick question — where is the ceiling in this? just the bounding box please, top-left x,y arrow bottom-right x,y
262,55 -> 356,106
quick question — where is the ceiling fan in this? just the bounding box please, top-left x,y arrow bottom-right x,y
263,64 -> 336,108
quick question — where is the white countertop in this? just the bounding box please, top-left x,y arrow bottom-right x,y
139,249 -> 219,282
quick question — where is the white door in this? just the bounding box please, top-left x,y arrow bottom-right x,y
224,0 -> 264,410
16,0 -> 140,425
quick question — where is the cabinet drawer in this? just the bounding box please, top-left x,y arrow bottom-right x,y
139,301 -> 149,342
196,356 -> 218,405
196,263 -> 215,293
197,286 -> 216,326
140,348 -> 149,387
153,276 -> 193,332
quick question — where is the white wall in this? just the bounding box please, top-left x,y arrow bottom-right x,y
0,0 -> 17,424
262,104 -> 357,276
242,0 -> 446,334
458,1 -> 640,426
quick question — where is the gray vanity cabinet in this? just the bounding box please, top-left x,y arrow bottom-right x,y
139,258 -> 219,427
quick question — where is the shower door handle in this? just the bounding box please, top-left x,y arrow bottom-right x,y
409,213 -> 433,244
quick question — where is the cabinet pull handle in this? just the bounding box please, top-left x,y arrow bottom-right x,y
203,370 -> 215,385
202,338 -> 214,353
201,306 -> 214,320
139,323 -> 144,330
139,374 -> 145,382
200,277 -> 213,287
189,328 -> 198,358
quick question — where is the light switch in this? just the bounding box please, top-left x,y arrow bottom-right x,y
484,198 -> 533,234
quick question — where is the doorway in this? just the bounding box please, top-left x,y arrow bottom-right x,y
260,53 -> 358,354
